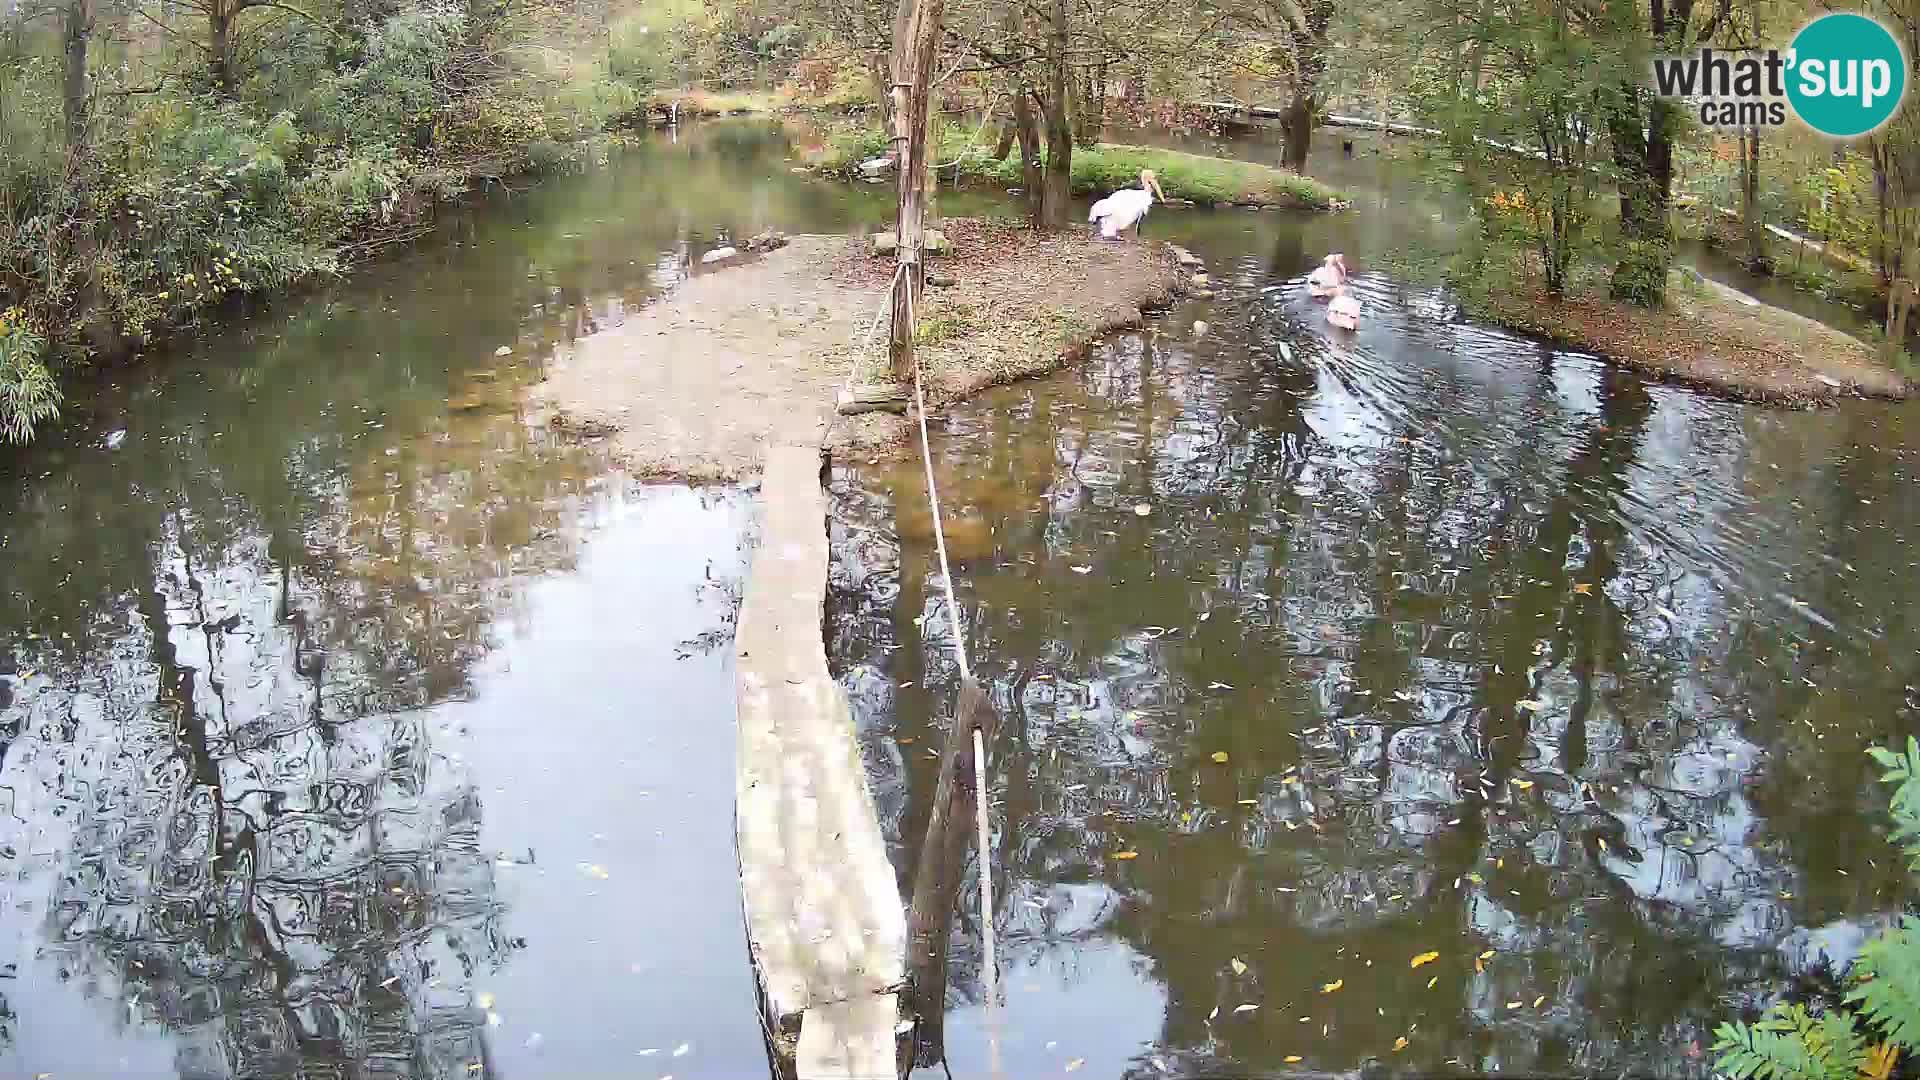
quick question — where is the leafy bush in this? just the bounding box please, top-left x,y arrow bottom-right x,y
0,309 -> 57,442
1713,737 -> 1920,1080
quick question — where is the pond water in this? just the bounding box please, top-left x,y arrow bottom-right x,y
0,118 -> 1914,1079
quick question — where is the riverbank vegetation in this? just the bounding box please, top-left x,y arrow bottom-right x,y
1354,0 -> 1917,370
817,127 -> 1343,209
0,0 -> 687,441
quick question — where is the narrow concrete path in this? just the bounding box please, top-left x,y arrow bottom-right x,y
736,444 -> 905,1079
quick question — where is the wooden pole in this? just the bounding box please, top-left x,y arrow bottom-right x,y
902,677 -> 996,1069
887,0 -> 942,384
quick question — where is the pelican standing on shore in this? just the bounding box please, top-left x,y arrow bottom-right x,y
1089,169 -> 1169,240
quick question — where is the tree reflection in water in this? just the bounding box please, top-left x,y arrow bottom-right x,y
0,303 -> 609,1076
832,271 -> 1919,1077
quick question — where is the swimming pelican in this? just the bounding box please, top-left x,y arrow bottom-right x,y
1327,284 -> 1362,330
1306,253 -> 1349,298
1089,169 -> 1168,240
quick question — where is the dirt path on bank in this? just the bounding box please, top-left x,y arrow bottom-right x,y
533,222 -> 1182,480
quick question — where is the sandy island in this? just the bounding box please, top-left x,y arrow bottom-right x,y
533,218 -> 1182,480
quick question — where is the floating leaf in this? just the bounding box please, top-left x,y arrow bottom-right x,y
1507,1001 -> 1524,1010
1066,1058 -> 1085,1072
1393,1037 -> 1410,1052
1114,850 -> 1139,860
1208,1006 -> 1219,1021
1572,583 -> 1593,595
673,1043 -> 691,1057
1231,958 -> 1247,975
477,992 -> 495,1010
1211,751 -> 1230,763
1426,976 -> 1438,989
1320,979 -> 1344,994
1410,951 -> 1440,969
1479,950 -> 1496,960
1516,700 -> 1545,712
1235,1003 -> 1260,1013
1532,995 -> 1545,1008
1598,837 -> 1609,852
1134,503 -> 1153,516
1511,779 -> 1535,791
1284,1056 -> 1303,1064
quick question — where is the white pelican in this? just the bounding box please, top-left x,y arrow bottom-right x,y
1089,169 -> 1168,240
1327,284 -> 1362,330
1306,253 -> 1349,298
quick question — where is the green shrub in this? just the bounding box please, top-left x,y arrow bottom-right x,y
0,310 -> 57,443
1713,737 -> 1920,1080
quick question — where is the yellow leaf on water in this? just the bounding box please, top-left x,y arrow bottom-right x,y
1532,995 -> 1545,1008
1066,1058 -> 1085,1073
1393,1037 -> 1410,1052
1211,751 -> 1230,763
1284,1056 -> 1303,1064
1511,779 -> 1535,790
1479,950 -> 1495,960
1114,851 -> 1139,860
1410,951 -> 1440,969
1320,979 -> 1344,994
1426,976 -> 1438,989
1235,1003 -> 1260,1013
1516,700 -> 1545,712
1572,583 -> 1594,595
1507,1001 -> 1524,1010
477,992 -> 495,1010
1598,838 -> 1609,852
1231,958 -> 1247,975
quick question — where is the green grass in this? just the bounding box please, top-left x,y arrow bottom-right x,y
816,127 -> 1344,210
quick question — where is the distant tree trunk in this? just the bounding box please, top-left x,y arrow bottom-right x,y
1037,0 -> 1073,228
62,0 -> 90,148
1740,125 -> 1770,273
868,53 -> 894,136
1012,89 -> 1043,226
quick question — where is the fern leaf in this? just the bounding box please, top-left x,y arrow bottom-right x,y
1717,1005 -> 1872,1080
1847,917 -> 1920,1050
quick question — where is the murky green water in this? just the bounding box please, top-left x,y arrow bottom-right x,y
1,118 -> 1914,1079
829,153 -> 1920,1076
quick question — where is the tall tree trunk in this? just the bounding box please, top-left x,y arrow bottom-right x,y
1037,0 -> 1073,228
1608,93 -> 1678,305
62,0 -> 91,149
1278,0 -> 1333,172
209,0 -> 235,93
1280,91 -> 1314,171
1012,89 -> 1044,227
886,0 -> 942,383
1741,125 -> 1770,273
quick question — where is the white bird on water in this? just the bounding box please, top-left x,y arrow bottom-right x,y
1089,169 -> 1168,240
1327,284 -> 1363,330
1306,253 -> 1349,298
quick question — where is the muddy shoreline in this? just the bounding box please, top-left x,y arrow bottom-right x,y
531,219 -> 1184,480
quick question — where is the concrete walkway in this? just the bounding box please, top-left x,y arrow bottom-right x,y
735,444 -> 905,1079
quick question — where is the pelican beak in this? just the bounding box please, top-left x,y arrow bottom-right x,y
1152,178 -> 1168,203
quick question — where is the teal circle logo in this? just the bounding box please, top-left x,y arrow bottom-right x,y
1786,13 -> 1907,137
